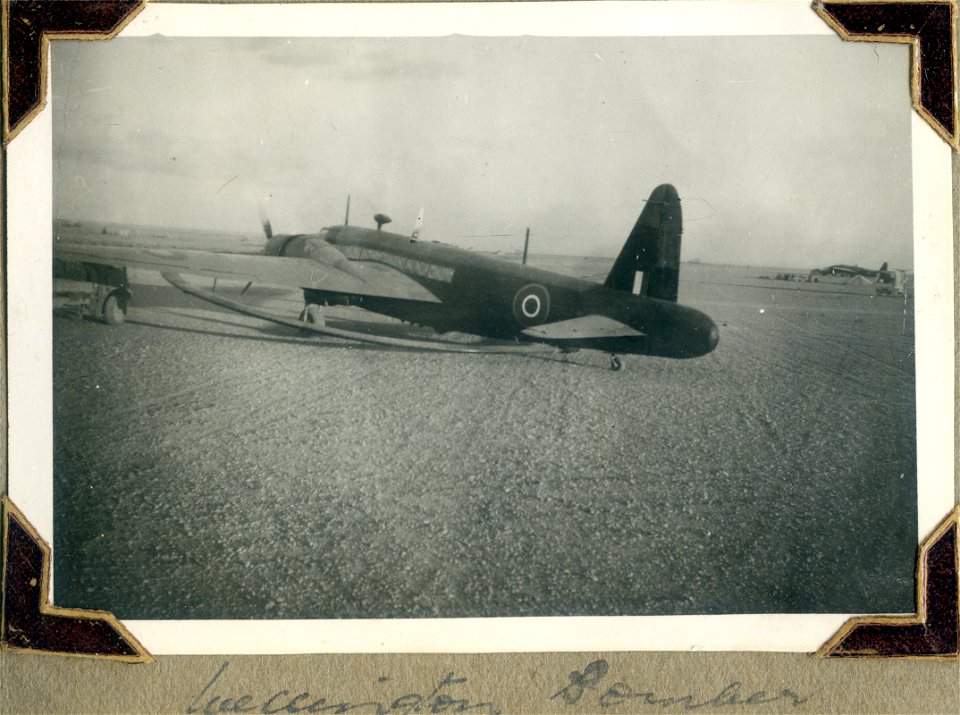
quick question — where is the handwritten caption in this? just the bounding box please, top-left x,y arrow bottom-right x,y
185,662 -> 500,715
551,659 -> 810,710
185,658 -> 810,714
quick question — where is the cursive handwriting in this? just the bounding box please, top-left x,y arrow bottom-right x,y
551,660 -> 809,710
186,662 -> 501,715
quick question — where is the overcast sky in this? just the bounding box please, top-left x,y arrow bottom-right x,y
53,34 -> 912,268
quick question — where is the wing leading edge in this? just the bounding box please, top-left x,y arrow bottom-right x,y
55,243 -> 441,303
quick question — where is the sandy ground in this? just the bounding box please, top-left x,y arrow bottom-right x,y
52,259 -> 917,619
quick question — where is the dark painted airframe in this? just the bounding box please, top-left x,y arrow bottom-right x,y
54,184 -> 718,370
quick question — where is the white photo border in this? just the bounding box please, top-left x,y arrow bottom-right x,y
6,1 -> 954,654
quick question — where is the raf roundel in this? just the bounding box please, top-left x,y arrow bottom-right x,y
512,283 -> 551,326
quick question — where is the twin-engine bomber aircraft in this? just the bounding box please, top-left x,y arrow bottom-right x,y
54,184 -> 718,370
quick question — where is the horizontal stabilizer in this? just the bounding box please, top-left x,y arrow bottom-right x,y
521,314 -> 644,341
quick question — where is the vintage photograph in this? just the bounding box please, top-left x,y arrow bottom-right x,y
48,29 -> 919,625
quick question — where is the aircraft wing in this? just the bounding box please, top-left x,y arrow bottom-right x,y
55,243 -> 441,303
521,315 -> 644,340
162,272 -> 556,355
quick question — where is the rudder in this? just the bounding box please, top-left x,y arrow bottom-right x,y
604,184 -> 682,301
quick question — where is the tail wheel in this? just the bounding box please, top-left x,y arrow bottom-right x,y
610,355 -> 624,371
102,291 -> 128,325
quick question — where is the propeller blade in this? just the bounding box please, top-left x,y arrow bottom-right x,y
257,203 -> 273,239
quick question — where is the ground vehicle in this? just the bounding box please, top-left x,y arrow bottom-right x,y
53,261 -> 131,325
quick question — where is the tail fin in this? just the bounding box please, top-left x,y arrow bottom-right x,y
604,184 -> 682,302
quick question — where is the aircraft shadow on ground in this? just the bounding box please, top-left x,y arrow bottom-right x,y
158,307 -> 450,344
55,306 -> 658,372
110,309 -> 597,368
122,315 -> 393,354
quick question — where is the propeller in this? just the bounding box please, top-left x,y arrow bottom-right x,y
257,203 -> 273,239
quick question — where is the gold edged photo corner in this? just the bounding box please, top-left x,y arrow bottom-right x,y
1,497 -> 153,663
813,0 -> 959,150
817,505 -> 959,659
2,0 -> 146,145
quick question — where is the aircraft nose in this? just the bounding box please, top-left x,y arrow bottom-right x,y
686,313 -> 718,357
656,305 -> 719,358
706,322 -> 719,352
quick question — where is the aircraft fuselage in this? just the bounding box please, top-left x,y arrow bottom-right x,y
265,225 -> 718,359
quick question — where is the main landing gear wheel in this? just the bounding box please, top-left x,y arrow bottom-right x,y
102,292 -> 127,326
610,355 -> 624,371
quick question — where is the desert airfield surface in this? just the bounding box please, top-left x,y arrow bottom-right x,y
53,248 -> 917,619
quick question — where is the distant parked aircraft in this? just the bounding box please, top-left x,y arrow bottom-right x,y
809,262 -> 905,296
